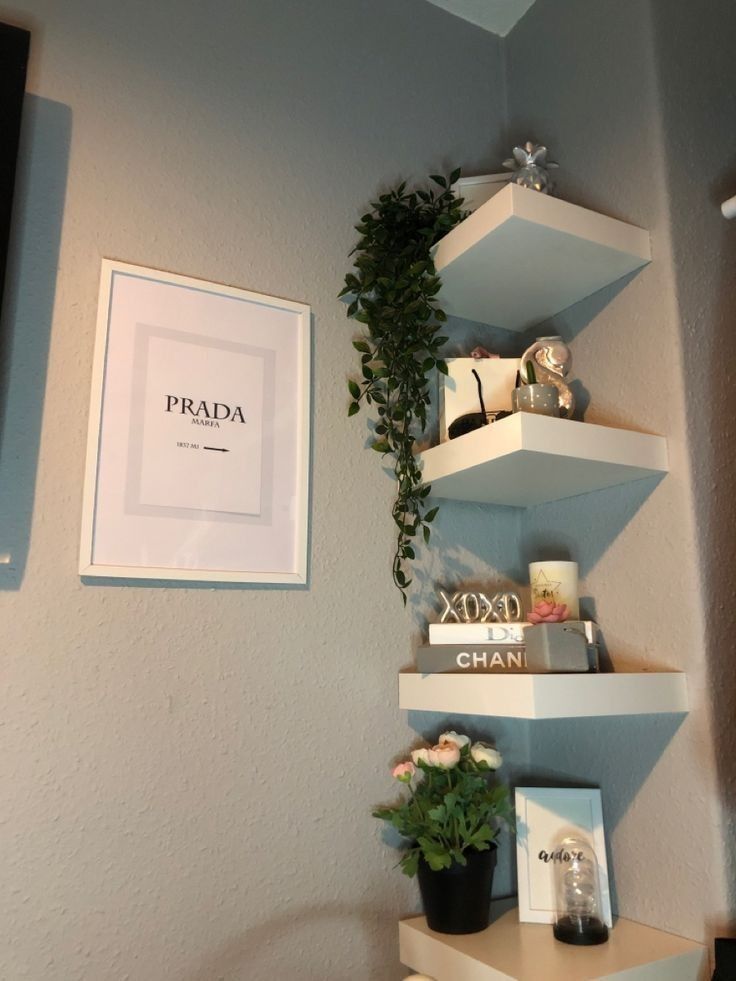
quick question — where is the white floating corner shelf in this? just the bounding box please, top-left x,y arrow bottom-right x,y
432,182 -> 651,331
398,671 -> 688,719
400,904 -> 707,981
417,413 -> 668,508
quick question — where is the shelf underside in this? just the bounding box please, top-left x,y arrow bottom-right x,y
432,183 -> 651,331
399,671 -> 688,719
417,413 -> 668,508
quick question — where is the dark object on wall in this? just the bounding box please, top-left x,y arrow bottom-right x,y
713,938 -> 736,981
0,22 -> 30,323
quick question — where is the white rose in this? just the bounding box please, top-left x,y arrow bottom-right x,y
438,730 -> 470,749
471,742 -> 503,770
411,747 -> 431,766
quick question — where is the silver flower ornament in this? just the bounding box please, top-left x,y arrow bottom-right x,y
503,141 -> 559,194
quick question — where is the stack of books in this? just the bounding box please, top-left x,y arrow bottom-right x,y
416,621 -> 597,674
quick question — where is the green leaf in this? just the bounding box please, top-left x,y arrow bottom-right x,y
371,440 -> 391,453
450,167 -> 462,185
401,851 -> 419,878
427,852 -> 451,871
444,792 -> 459,814
341,172 -> 464,605
436,359 -> 449,375
424,506 -> 439,523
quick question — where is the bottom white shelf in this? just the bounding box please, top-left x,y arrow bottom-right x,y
399,903 -> 707,981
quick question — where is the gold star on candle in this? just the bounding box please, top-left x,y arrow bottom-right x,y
531,569 -> 562,601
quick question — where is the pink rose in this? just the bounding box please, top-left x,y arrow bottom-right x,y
411,747 -> 431,766
528,600 -> 569,623
427,741 -> 461,769
392,761 -> 416,783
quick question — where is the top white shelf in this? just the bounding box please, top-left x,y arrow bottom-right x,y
432,184 -> 651,331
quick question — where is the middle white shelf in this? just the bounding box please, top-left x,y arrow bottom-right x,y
399,671 -> 689,719
417,413 -> 668,507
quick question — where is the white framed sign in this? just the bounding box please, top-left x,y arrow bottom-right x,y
515,787 -> 612,927
80,260 -> 310,584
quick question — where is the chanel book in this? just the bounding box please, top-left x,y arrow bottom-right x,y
416,644 -> 529,674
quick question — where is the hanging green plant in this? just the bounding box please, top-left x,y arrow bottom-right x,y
339,170 -> 466,603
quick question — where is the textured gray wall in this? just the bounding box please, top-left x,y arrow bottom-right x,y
651,0 -> 736,934
4,0 -> 733,975
0,2 -> 516,979
506,0 -> 736,943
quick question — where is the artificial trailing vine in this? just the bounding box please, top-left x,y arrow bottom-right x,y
339,171 -> 466,603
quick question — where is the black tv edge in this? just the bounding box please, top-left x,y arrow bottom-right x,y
0,23 -> 30,322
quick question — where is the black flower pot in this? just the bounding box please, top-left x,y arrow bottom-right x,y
417,845 -> 497,935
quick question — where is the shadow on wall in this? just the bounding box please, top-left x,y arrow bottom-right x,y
0,95 -> 71,588
405,711 -> 531,902
401,710 -> 685,918
407,499 -> 523,627
693,176 -> 736,935
647,0 -> 736,934
516,269 -> 650,427
523,712 -> 687,917
518,477 -> 664,577
181,902 -> 404,981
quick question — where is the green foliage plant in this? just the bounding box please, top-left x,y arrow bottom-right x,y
373,732 -> 512,877
339,171 -> 466,603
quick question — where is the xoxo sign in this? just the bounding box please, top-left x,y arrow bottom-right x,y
437,588 -> 523,624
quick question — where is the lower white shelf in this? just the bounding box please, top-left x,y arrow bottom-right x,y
400,904 -> 707,981
398,671 -> 688,719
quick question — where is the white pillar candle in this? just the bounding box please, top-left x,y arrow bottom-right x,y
529,560 -> 579,619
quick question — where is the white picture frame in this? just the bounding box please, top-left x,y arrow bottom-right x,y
515,787 -> 612,927
80,259 -> 311,584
